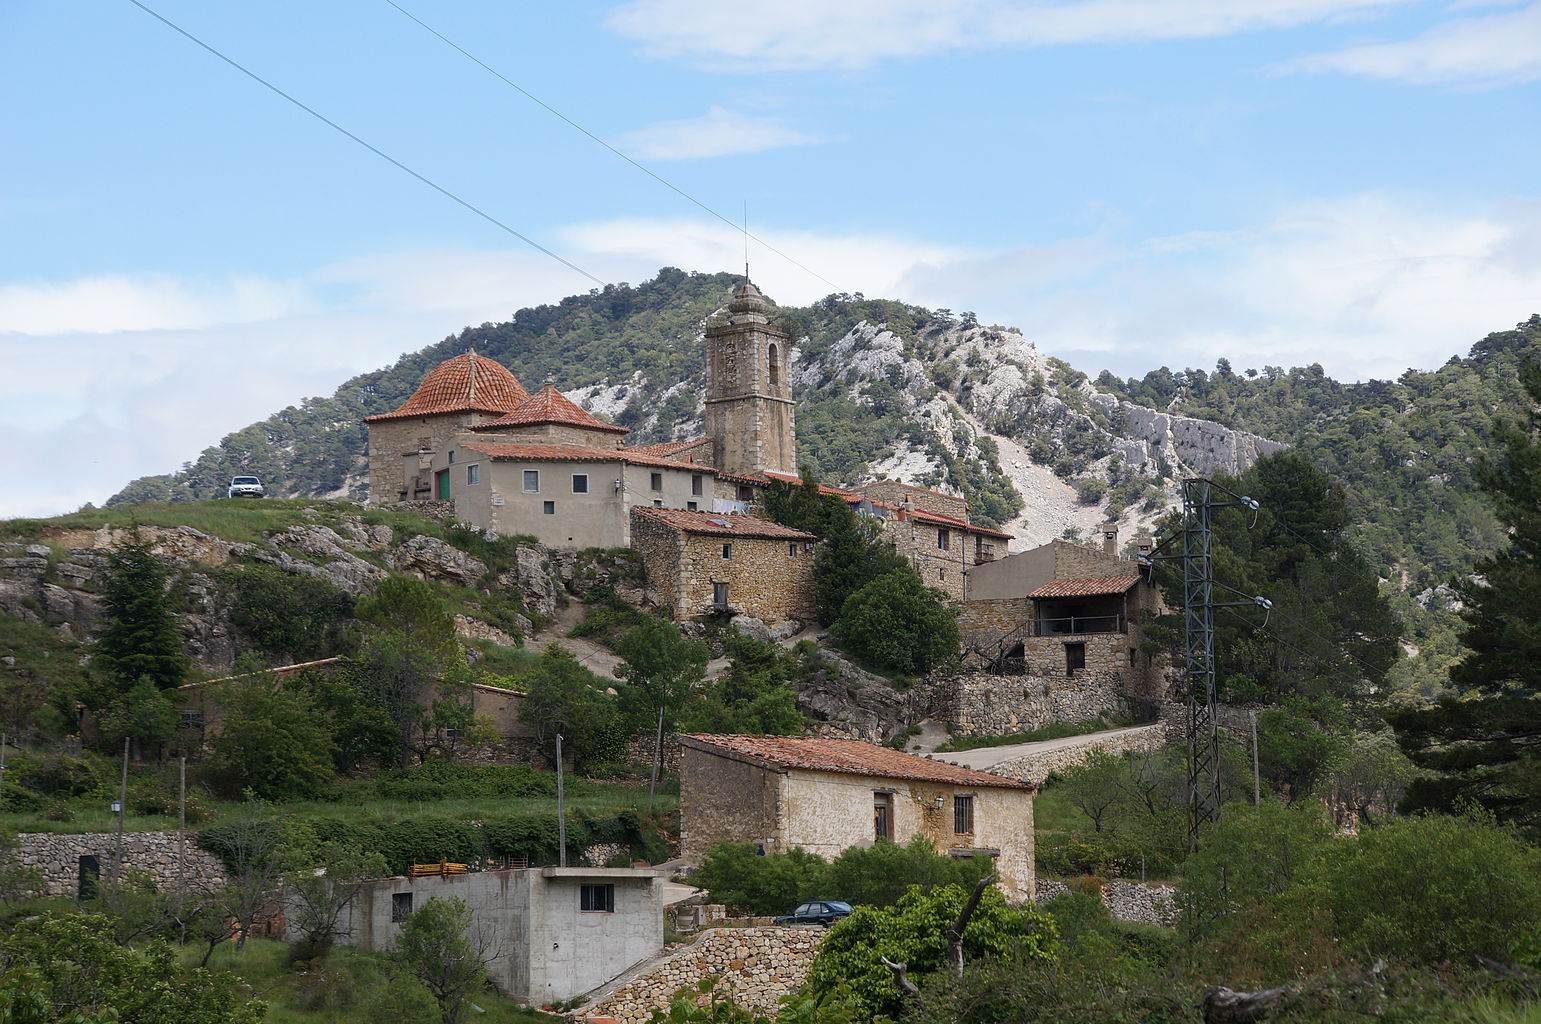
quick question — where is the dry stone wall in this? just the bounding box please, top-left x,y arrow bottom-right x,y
15,831 -> 228,896
576,927 -> 824,1024
973,723 -> 1167,785
1034,878 -> 1176,926
933,670 -> 1132,737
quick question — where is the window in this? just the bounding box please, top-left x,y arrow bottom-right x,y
581,884 -> 615,913
523,470 -> 539,492
653,499 -> 663,507
788,543 -> 797,557
937,529 -> 950,551
874,793 -> 893,840
768,343 -> 781,387
572,473 -> 588,493
392,892 -> 413,922
737,484 -> 754,502
687,501 -> 698,511
650,472 -> 663,491
954,795 -> 975,835
713,582 -> 729,607
722,543 -> 732,560
543,501 -> 555,515
447,450 -> 455,464
692,474 -> 703,496
466,464 -> 480,485
1065,642 -> 1086,677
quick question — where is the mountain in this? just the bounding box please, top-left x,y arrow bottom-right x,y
106,268 -> 1276,545
101,268 -> 1540,691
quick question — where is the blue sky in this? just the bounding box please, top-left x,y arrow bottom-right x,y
3,0 -> 1539,517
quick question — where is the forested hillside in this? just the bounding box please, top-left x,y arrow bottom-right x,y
1098,315 -> 1541,691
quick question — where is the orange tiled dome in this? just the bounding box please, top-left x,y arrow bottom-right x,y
364,352 -> 530,422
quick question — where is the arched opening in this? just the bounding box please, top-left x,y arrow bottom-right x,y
767,343 -> 780,387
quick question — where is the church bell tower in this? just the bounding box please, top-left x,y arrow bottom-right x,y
704,280 -> 797,478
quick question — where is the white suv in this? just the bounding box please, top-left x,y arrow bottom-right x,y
227,476 -> 265,499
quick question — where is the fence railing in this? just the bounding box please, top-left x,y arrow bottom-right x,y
1032,615 -> 1124,636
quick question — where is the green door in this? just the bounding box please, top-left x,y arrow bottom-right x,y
435,469 -> 451,500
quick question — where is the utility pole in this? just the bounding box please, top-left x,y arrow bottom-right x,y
116,735 -> 129,879
178,754 -> 187,943
0,733 -> 8,811
1250,710 -> 1261,808
555,733 -> 567,868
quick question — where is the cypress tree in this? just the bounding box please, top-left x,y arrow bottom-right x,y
94,541 -> 188,691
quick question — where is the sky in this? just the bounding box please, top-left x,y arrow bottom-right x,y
3,0 -> 1539,518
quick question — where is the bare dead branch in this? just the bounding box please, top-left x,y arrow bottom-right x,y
880,956 -> 922,1000
946,873 -> 996,979
1198,984 -> 1298,1024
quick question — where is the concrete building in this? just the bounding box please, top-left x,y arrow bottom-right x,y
630,508 -> 816,625
300,866 -> 664,1005
679,734 -> 1036,900
959,528 -> 1165,703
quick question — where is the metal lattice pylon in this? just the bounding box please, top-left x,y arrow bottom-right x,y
1182,479 -> 1221,851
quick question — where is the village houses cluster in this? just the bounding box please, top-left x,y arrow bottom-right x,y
109,280 -> 1168,1008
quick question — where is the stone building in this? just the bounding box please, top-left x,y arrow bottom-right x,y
704,280 -> 797,477
297,865 -> 664,1005
362,351 -> 530,502
630,508 -> 816,625
959,528 -> 1165,705
679,734 -> 1036,900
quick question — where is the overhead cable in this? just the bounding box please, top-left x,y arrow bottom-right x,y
125,0 -> 605,288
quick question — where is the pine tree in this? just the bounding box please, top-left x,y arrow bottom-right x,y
1390,363 -> 1541,833
94,541 -> 188,691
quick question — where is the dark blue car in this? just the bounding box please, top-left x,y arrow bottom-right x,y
774,900 -> 853,927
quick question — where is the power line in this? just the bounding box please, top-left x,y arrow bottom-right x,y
384,1 -> 844,296
125,0 -> 605,289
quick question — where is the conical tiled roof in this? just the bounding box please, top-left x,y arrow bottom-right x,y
363,352 -> 530,423
470,384 -> 629,435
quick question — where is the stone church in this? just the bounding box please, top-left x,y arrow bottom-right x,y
363,279 -> 1011,608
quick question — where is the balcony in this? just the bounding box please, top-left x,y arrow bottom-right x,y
1032,614 -> 1125,636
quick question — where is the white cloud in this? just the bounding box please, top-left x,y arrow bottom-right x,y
610,106 -> 824,160
0,274 -> 313,335
6,197 -> 1539,518
604,0 -> 1422,71
1286,2 -> 1541,84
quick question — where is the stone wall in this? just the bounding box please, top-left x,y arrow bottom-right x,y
632,512 -> 815,625
576,927 -> 825,1024
958,597 -> 1033,652
853,481 -> 967,520
884,515 -> 969,601
366,411 -> 487,502
931,670 -> 1132,737
678,745 -> 781,865
1033,878 -> 1176,926
15,831 -> 228,896
972,723 -> 1167,786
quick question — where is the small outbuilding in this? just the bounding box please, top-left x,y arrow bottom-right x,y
678,734 -> 1037,900
630,508 -> 817,625
294,865 -> 665,1005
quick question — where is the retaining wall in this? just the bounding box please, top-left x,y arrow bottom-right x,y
15,831 -> 228,896
978,723 -> 1167,785
576,926 -> 824,1024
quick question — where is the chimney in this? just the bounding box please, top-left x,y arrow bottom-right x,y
1101,522 -> 1118,556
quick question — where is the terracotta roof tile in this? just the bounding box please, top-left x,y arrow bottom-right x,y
860,479 -> 967,503
364,353 -> 529,423
471,385 -> 629,435
681,734 -> 1032,790
760,471 -> 857,499
628,438 -> 714,459
903,507 -> 1013,539
460,442 -> 716,472
1029,574 -> 1141,598
631,508 -> 816,540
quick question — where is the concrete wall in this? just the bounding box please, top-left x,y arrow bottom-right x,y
15,831 -> 228,897
577,927 -> 825,1024
967,539 -> 1136,602
319,867 -> 663,1005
